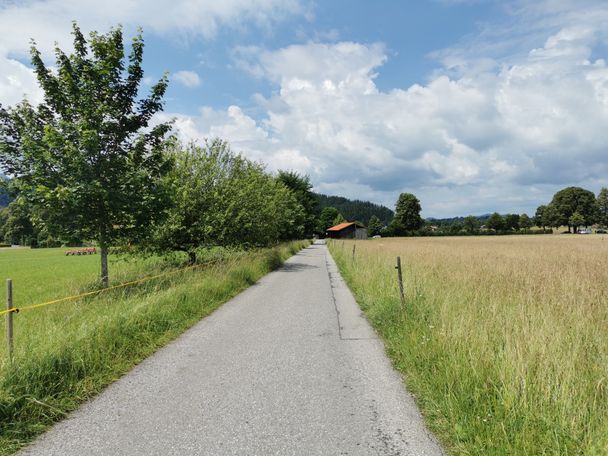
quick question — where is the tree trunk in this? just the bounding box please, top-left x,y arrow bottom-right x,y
188,250 -> 196,265
100,244 -> 109,288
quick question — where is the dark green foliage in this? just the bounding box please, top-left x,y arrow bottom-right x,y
504,213 -> 520,231
486,212 -> 505,231
332,212 -> 346,226
318,207 -> 340,233
392,192 -> 423,235
367,215 -> 383,236
534,205 -> 547,228
316,193 -> 393,226
277,170 -> 318,236
549,187 -> 597,231
150,140 -> 304,262
0,175 -> 10,207
462,215 -> 480,234
542,204 -> 562,229
519,213 -> 533,230
0,199 -> 34,245
0,23 -> 173,286
597,187 -> 608,227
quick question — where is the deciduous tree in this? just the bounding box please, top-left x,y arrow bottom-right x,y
0,24 -> 173,287
392,193 -> 423,235
463,215 -> 480,234
367,215 -> 383,236
519,213 -> 533,231
486,212 -> 504,231
597,187 -> 608,227
277,170 -> 318,236
549,187 -> 597,232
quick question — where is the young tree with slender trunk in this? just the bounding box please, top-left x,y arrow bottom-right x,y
0,23 -> 173,287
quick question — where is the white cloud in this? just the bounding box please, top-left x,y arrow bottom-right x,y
173,70 -> 201,88
0,0 -> 305,105
170,3 -> 608,217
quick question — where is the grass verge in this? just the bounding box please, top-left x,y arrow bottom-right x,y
328,236 -> 608,455
0,240 -> 310,454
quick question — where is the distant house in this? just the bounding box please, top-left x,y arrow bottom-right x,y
326,221 -> 368,240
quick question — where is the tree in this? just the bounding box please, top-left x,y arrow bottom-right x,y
504,213 -> 520,231
550,187 -> 597,232
152,140 -> 304,262
519,213 -> 533,231
597,187 -> 608,227
392,193 -> 423,235
463,215 -> 480,234
534,205 -> 547,229
277,170 -> 318,236
318,207 -> 339,234
542,204 -> 561,230
0,24 -> 173,287
367,215 -> 383,236
0,198 -> 35,245
486,212 -> 504,231
332,213 -> 346,226
569,212 -> 585,232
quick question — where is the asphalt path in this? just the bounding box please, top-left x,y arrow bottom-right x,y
20,242 -> 443,455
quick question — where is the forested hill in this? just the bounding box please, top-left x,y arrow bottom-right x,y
316,193 -> 394,225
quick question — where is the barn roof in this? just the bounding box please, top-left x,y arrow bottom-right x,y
326,221 -> 366,232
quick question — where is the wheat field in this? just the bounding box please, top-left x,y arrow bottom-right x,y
329,235 -> 608,455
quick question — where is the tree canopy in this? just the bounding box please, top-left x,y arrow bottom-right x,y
597,187 -> 608,227
549,186 -> 597,231
391,192 -> 423,235
150,140 -> 304,263
277,170 -> 318,236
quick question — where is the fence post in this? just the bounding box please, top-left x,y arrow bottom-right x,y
6,279 -> 13,360
352,243 -> 356,262
395,257 -> 405,310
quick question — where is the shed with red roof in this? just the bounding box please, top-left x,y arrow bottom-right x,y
326,221 -> 368,240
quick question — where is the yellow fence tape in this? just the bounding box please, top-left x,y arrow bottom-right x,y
0,258 -> 225,317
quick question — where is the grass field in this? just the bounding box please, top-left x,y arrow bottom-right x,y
329,235 -> 608,455
0,241 -> 309,454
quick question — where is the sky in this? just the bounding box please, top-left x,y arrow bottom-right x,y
1,0 -> 607,218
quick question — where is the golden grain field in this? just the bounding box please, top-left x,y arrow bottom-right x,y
329,235 -> 608,455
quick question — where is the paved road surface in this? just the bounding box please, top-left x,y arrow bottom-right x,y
21,242 -> 443,455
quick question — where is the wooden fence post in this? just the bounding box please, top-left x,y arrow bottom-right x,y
395,257 -> 405,310
352,243 -> 356,262
6,279 -> 13,360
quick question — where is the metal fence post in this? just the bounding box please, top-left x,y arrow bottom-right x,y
6,279 -> 14,360
395,257 -> 405,310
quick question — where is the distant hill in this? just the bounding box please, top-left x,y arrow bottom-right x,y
315,193 -> 394,225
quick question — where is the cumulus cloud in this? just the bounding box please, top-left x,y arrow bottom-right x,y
171,3 -> 608,217
0,0 -> 305,105
173,70 -> 202,88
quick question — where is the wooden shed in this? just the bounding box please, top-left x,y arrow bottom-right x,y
326,221 -> 368,240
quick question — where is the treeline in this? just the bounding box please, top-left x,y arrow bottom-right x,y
315,194 -> 393,226
368,186 -> 608,238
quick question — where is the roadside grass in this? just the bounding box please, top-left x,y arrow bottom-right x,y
329,236 -> 608,455
0,240 -> 310,455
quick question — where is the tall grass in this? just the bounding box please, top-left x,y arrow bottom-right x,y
0,240 -> 309,454
329,236 -> 608,455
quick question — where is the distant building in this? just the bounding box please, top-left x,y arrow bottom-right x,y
326,221 -> 368,240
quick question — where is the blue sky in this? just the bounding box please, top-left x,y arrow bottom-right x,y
1,0 -> 607,217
